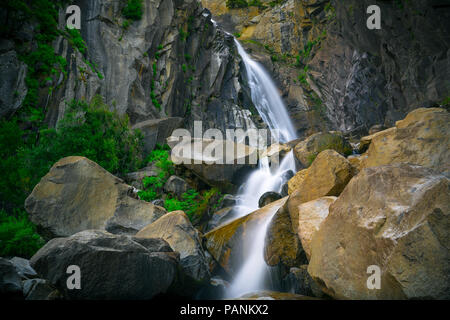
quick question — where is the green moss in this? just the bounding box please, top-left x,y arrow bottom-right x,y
226,0 -> 248,9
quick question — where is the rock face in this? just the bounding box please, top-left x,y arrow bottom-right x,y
132,117 -> 184,155
288,149 -> 353,204
0,45 -> 27,118
23,279 -> 60,300
135,211 -> 210,283
294,132 -> 352,168
204,1 -> 450,137
288,196 -> 337,260
30,230 -> 180,300
360,108 -> 450,176
264,201 -> 307,268
38,0 -> 262,138
204,197 -> 288,275
206,207 -> 234,232
25,157 -> 166,239
308,164 -> 450,300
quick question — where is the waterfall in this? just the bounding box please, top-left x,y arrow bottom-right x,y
234,39 -> 297,143
224,40 -> 298,298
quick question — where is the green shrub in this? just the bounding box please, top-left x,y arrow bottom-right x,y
67,28 -> 87,54
0,97 -> 143,208
0,209 -> 44,258
122,0 -> 143,20
226,0 -> 248,9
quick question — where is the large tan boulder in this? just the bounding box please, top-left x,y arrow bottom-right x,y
136,211 -> 210,283
360,108 -> 450,176
287,169 -> 307,195
294,132 -> 352,168
308,164 -> 450,299
289,196 -> 337,260
167,136 -> 258,191
25,157 -> 166,239
288,149 -> 354,204
204,197 -> 288,275
264,201 -> 307,268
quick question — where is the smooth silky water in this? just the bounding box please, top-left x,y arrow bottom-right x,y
222,39 -> 298,298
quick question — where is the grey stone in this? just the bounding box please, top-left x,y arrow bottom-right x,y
163,175 -> 189,197
9,257 -> 38,280
0,258 -> 22,299
258,192 -> 283,208
30,230 -> 180,300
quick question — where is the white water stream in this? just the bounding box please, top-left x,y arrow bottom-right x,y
224,39 -> 298,298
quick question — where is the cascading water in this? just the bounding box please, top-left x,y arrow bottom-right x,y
223,39 -> 298,298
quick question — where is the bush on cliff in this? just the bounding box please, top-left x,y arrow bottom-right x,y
0,96 -> 143,209
0,209 -> 44,258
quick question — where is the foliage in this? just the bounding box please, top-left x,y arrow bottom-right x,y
0,209 -> 44,258
67,28 -> 87,54
0,97 -> 143,208
122,0 -> 143,21
226,0 -> 248,9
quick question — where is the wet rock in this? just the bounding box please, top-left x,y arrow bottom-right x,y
221,194 -> 237,208
152,199 -> 165,207
136,211 -> 210,284
30,230 -> 179,300
25,157 -> 166,239
205,197 -> 288,275
308,164 -> 450,299
264,201 -> 307,268
206,207 -> 235,232
258,192 -> 282,208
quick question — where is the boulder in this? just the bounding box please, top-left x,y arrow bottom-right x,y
30,230 -> 180,300
282,266 -> 325,298
264,201 -> 307,268
288,196 -> 337,260
25,156 -> 166,238
167,136 -> 258,191
9,257 -> 38,280
0,258 -> 22,299
220,194 -> 237,208
259,143 -> 292,165
136,211 -> 210,283
163,175 -> 189,197
124,165 -> 159,189
258,191 -> 282,208
206,207 -> 235,232
360,108 -> 450,176
287,169 -> 307,195
294,132 -> 352,167
288,150 -> 354,204
132,117 -> 183,155
308,164 -> 450,299
204,197 -> 288,275
23,279 -> 60,300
